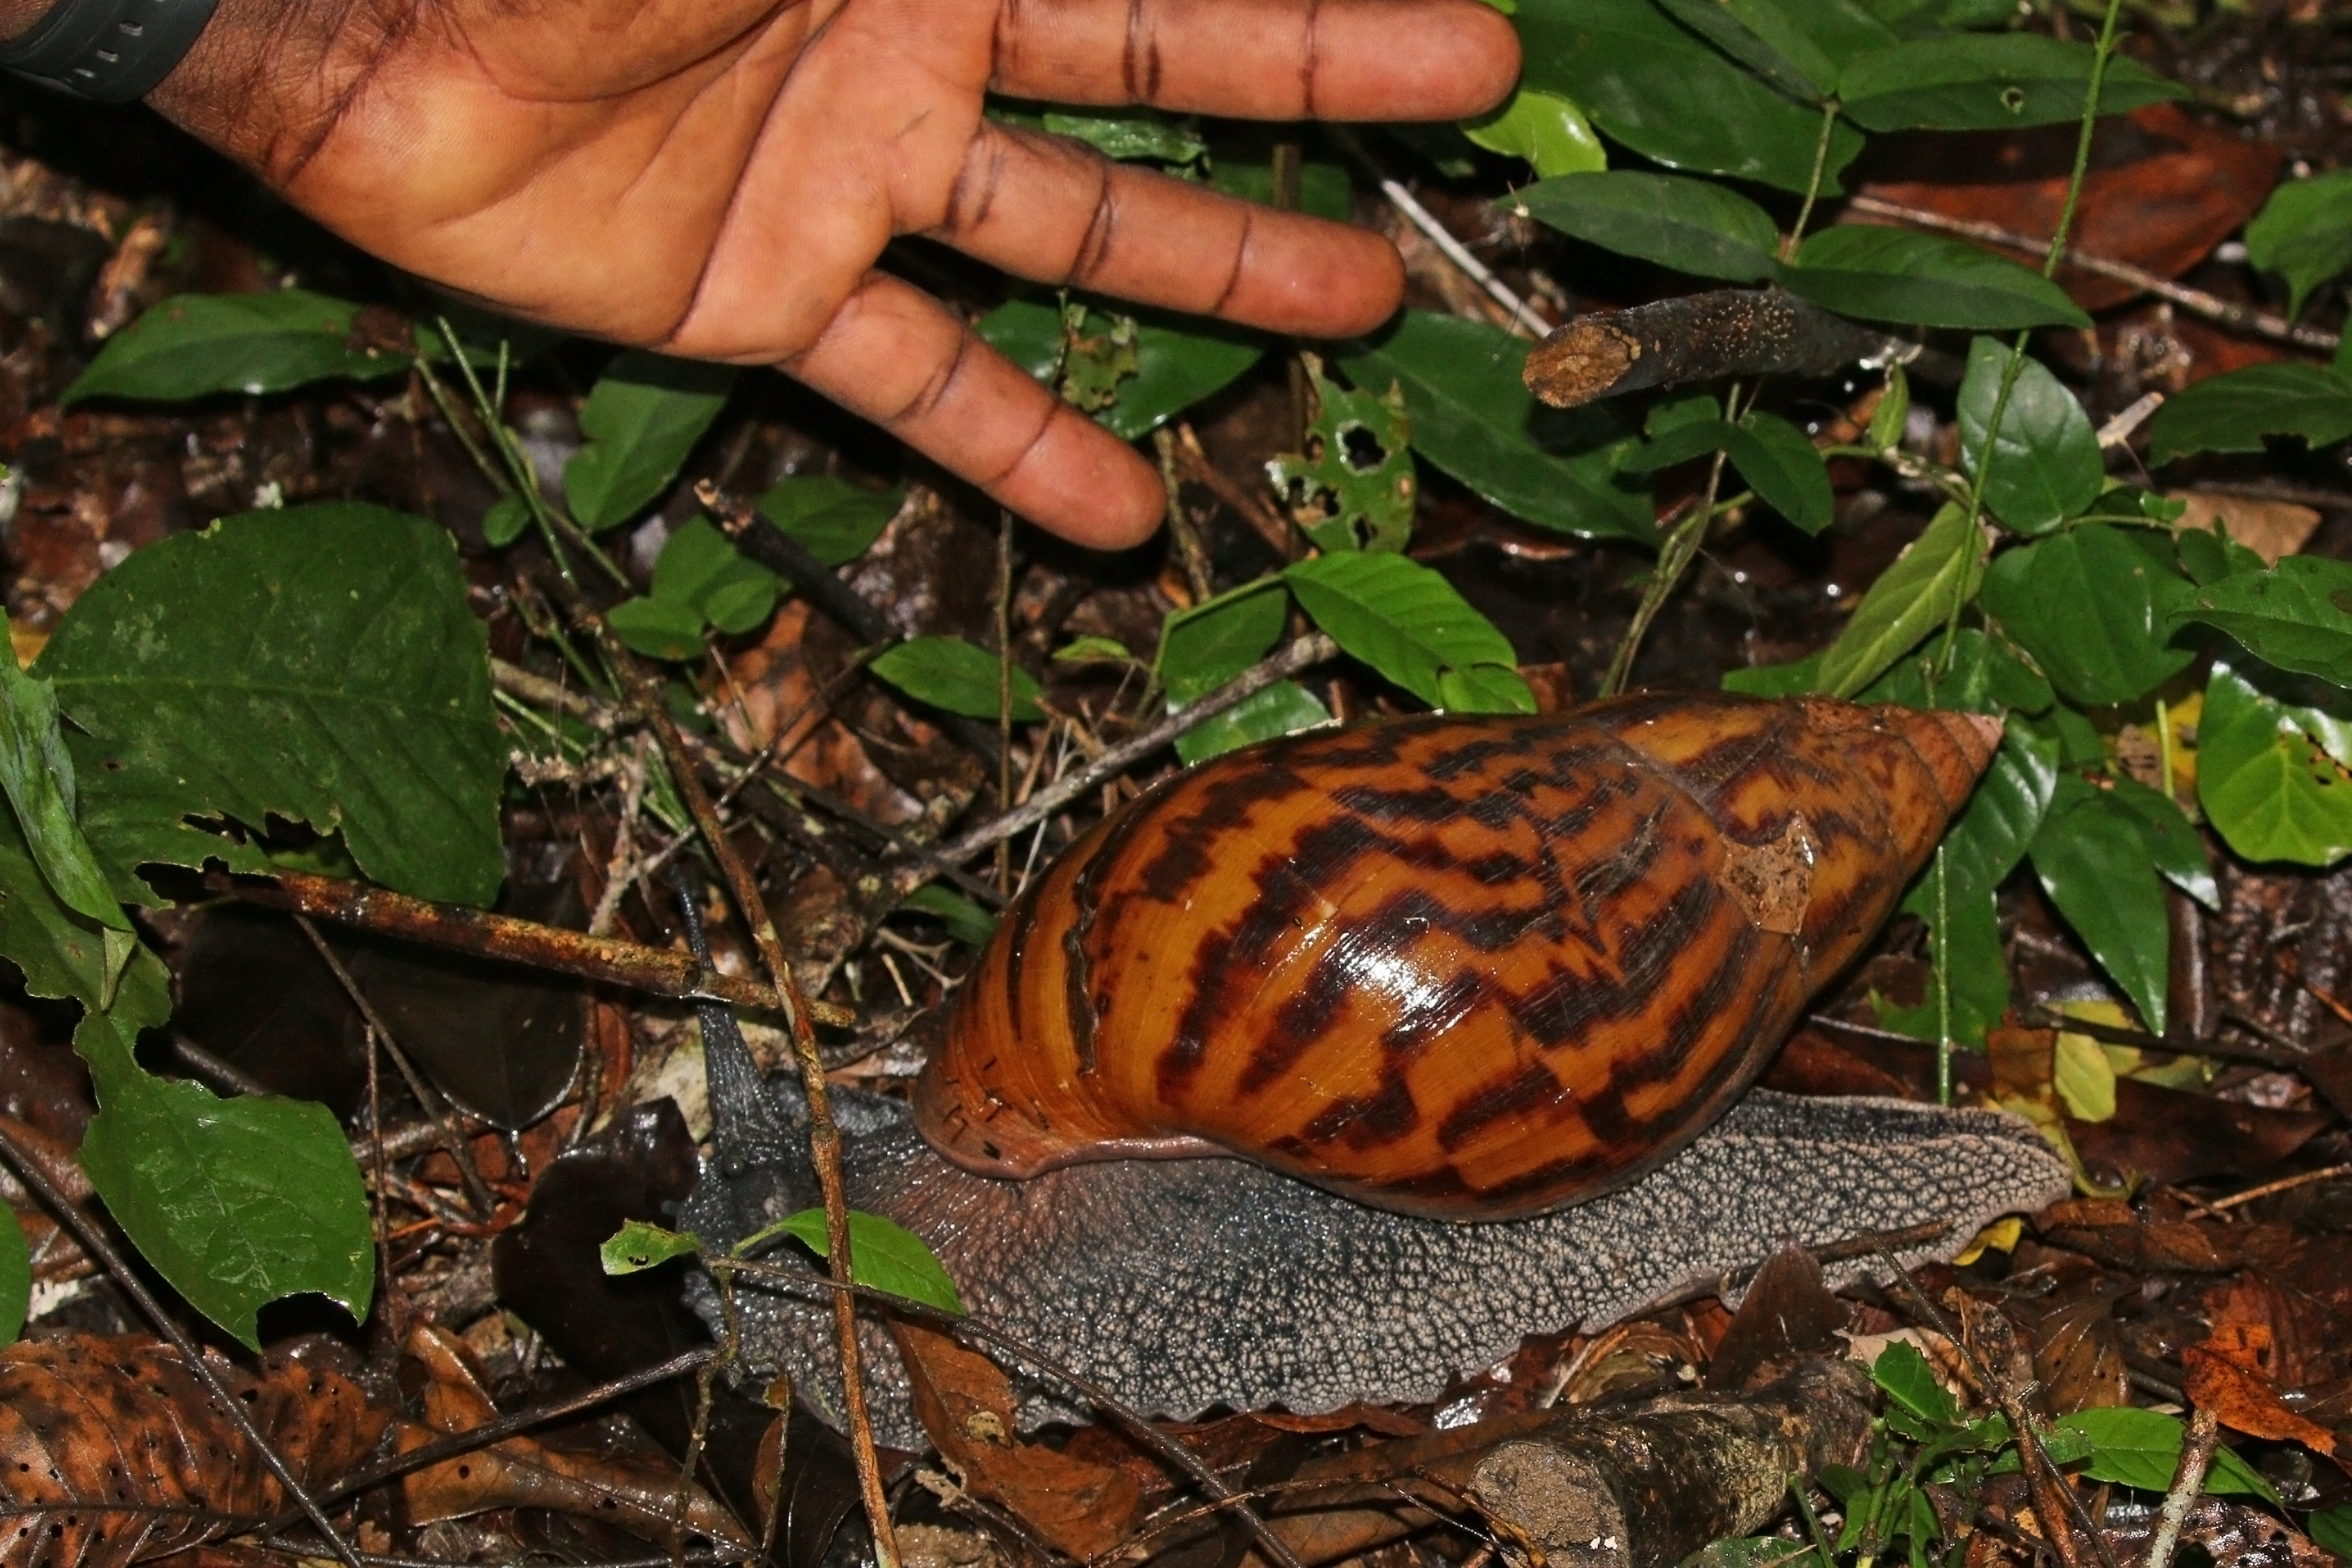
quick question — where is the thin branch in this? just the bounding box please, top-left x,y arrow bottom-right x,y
2141,1409 -> 2219,1568
0,1119 -> 369,1568
1329,130 -> 1549,339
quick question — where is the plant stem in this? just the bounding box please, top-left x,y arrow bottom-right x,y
1933,846 -> 1953,1106
1600,465 -> 1724,698
1783,102 -> 1843,260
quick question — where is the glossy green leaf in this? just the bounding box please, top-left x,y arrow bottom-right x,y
755,477 -> 903,567
0,660 -> 126,935
1461,88 -> 1606,176
1979,525 -> 2194,707
1270,366 -> 1417,553
769,1207 -> 963,1314
1838,34 -> 2183,131
898,883 -> 999,947
0,795 -> 133,1013
606,595 -> 708,661
1878,877 -> 2006,1046
1513,0 -> 1863,193
1815,503 -> 1983,698
600,1219 -> 703,1274
1336,312 -> 1651,542
75,957 -> 373,1352
1041,107 -> 1206,164
64,290 -> 413,404
1174,680 -> 1332,765
2308,1505 -> 2352,1561
2176,525 -> 2264,587
2056,1408 -> 2278,1502
1513,171 -> 1780,282
1157,580 -> 1289,705
651,517 -> 781,635
1435,662 -> 1539,714
2106,774 -> 2217,908
1653,0 -> 1837,97
1624,417 -> 1739,474
1054,635 -> 1138,666
1902,726 -> 2058,914
1863,626 -> 2054,716
1285,552 -> 1520,711
38,504 -> 507,907
1783,227 -> 2092,330
978,297 -> 1264,441
1727,411 -> 1833,534
870,636 -> 1044,722
2145,363 -> 2352,464
0,1203 -> 24,1345
1721,653 -> 1822,696
2031,777 -> 2171,1033
1957,338 -> 2104,534
562,351 -> 737,532
1207,147 -> 1353,221
2170,554 -> 2352,683
1873,1340 -> 1957,1424
2242,170 -> 2352,319
2197,660 -> 2352,867
481,495 -> 533,549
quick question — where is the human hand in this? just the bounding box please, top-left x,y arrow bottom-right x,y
146,0 -> 1518,547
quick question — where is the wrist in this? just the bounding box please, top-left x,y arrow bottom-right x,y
0,0 -> 221,101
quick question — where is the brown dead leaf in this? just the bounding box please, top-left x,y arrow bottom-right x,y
891,1321 -> 1143,1562
2169,494 -> 2321,566
397,1323 -> 747,1548
0,1334 -> 387,1568
2182,1343 -> 2342,1461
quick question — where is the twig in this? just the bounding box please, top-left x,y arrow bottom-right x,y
0,1119 -> 371,1568
888,631 -> 1339,895
2206,1162 -> 2352,1212
567,597 -> 903,1568
1328,130 -> 1548,339
2142,1408 -> 2219,1568
2097,393 -> 2165,449
1844,196 -> 2343,355
1174,424 -> 1297,560
294,916 -> 497,1219
210,870 -> 853,1026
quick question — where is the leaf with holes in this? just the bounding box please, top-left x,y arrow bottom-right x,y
1269,364 -> 1417,553
37,504 -> 507,907
562,351 -> 737,532
2197,660 -> 2352,868
1957,338 -> 2103,535
1285,552 -> 1524,711
1838,34 -> 2183,131
1337,312 -> 1650,542
871,637 -> 1044,722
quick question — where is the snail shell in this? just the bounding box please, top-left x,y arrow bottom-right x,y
916,693 -> 2001,1221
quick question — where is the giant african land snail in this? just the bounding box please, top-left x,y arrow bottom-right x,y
683,693 -> 2072,1447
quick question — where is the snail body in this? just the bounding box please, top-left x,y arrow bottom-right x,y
917,694 -> 2003,1219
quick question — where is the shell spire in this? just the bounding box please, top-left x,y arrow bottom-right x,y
915,695 -> 2004,1220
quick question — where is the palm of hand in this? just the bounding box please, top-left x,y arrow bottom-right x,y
155,0 -> 1518,545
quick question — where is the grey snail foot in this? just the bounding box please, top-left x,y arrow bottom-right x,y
681,1055 -> 2068,1451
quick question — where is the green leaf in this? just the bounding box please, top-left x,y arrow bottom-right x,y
1336,312 -> 1652,543
38,504 -> 508,907
1157,580 -> 1289,706
1979,525 -> 2194,707
2197,659 -> 2352,867
606,594 -> 709,661
1054,635 -> 1138,665
1722,654 -> 1822,696
1624,417 -> 1739,474
2145,363 -> 2352,464
1041,107 -> 1206,164
481,495 -> 533,549
1270,366 -> 1417,553
1957,339 -> 2104,535
1513,171 -> 1780,282
2031,777 -> 2171,1033
899,883 -> 999,947
1872,1340 -> 1958,1424
1868,363 -> 1912,452
1902,726 -> 2059,913
1863,626 -> 2054,716
75,959 -> 374,1352
1816,503 -> 1983,698
2105,775 -> 2217,909
870,636 -> 1044,722
0,660 -> 127,934
1513,0 -> 1863,193
977,297 -> 1264,441
1727,411 -> 1833,534
0,796 -> 133,1013
1285,552 -> 1520,711
1436,662 -> 1539,715
2056,1407 -> 2279,1503
64,291 -> 413,404
600,1219 -> 703,1274
1838,34 -> 2183,131
1461,88 -> 1607,176
1653,0 -> 1840,97
767,1208 -> 963,1314
1207,152 -> 1354,222
2053,1029 -> 2116,1122
2308,1505 -> 2352,1561
2243,170 -> 2352,319
754,477 -> 903,567
1783,227 -> 2093,331
0,1203 -> 24,1344
651,517 -> 781,634
561,351 -> 737,532
1878,878 -> 2006,1046
1174,679 -> 1332,764
2171,555 -> 2352,683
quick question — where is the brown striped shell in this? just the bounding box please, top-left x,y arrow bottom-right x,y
915,693 -> 2002,1221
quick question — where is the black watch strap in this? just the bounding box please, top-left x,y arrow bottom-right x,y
0,0 -> 220,102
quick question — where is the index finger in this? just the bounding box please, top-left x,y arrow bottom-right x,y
989,0 -> 1520,122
